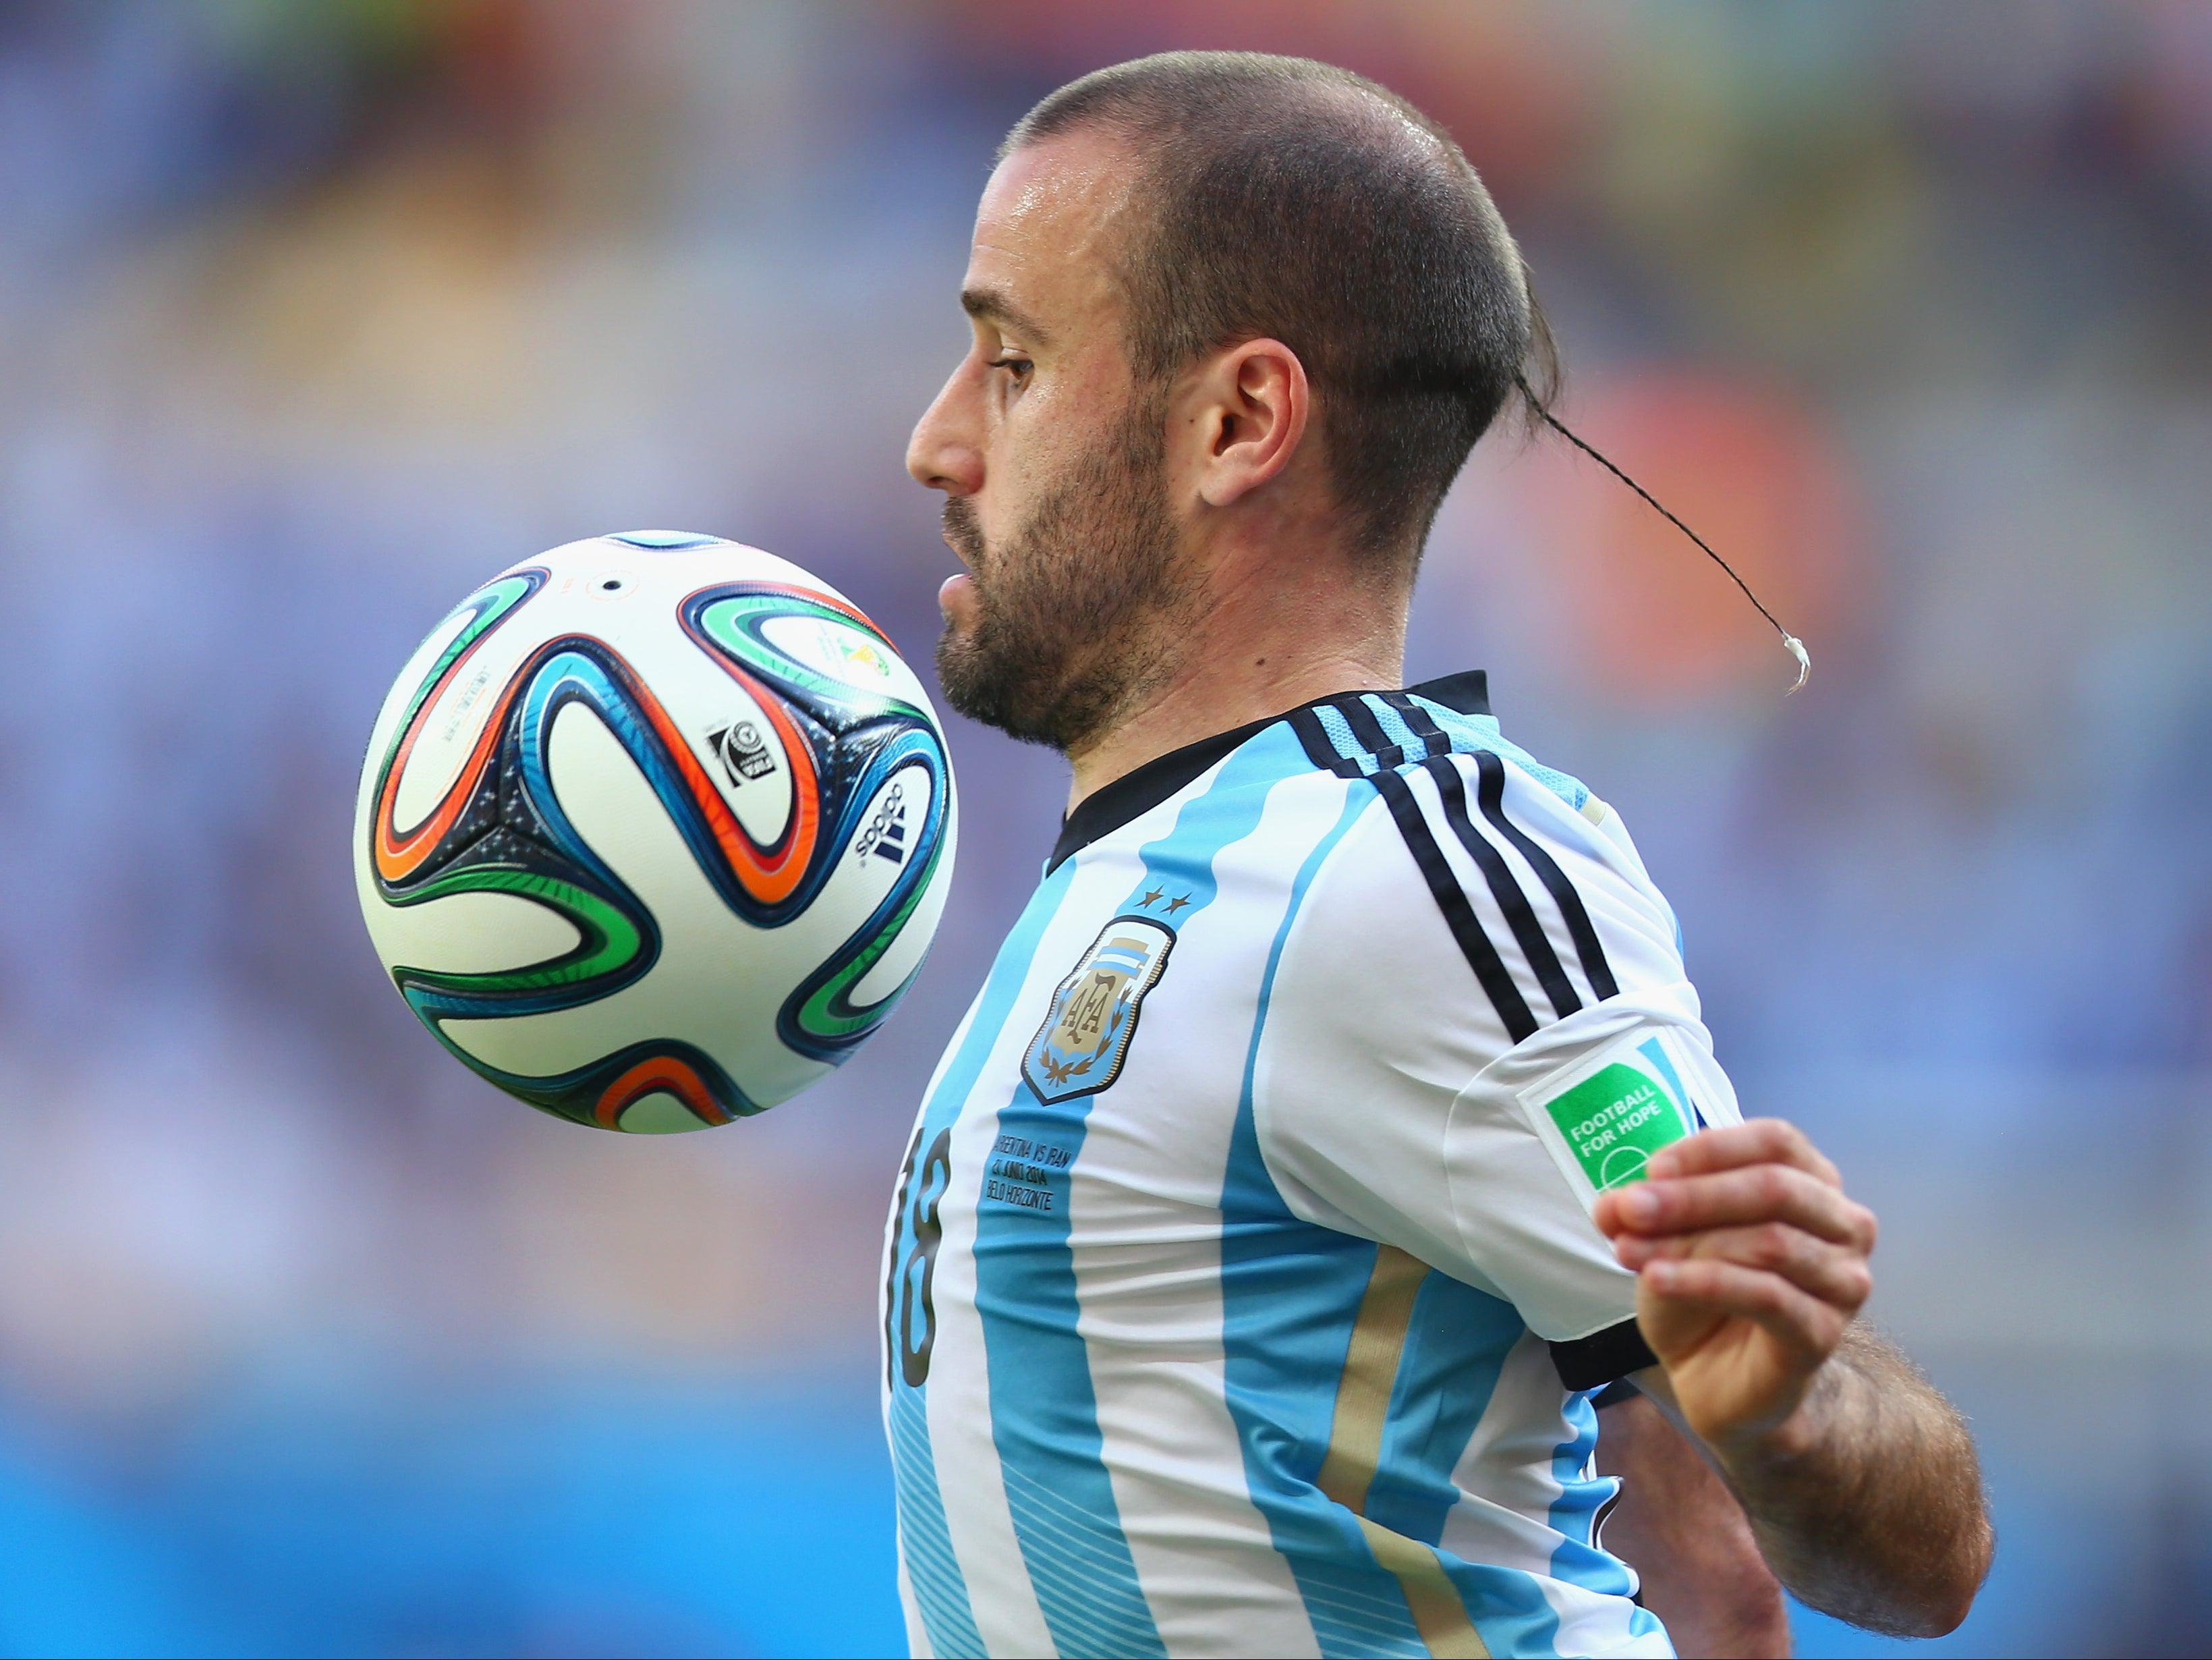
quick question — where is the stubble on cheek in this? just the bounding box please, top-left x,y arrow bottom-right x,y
930,398 -> 1188,753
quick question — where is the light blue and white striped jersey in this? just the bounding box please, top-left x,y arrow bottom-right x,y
881,674 -> 1742,1660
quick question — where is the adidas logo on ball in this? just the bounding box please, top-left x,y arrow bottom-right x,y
854,783 -> 909,866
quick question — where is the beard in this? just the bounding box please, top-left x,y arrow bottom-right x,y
934,394 -> 1192,754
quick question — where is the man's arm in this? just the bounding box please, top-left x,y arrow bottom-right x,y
1595,1390 -> 1792,1659
1595,1120 -> 1993,1638
1639,1326 -> 1983,1636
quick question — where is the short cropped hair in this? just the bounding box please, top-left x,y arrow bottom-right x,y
1004,51 -> 1548,561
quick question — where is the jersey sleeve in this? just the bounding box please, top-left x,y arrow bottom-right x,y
1251,749 -> 1741,1373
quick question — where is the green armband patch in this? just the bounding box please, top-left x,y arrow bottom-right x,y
1520,1031 -> 1699,1206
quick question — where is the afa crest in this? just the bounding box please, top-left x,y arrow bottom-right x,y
1022,916 -> 1176,1104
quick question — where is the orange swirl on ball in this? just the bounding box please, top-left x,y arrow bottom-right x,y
374,663 -> 528,886
623,659 -> 822,905
594,1053 -> 731,1130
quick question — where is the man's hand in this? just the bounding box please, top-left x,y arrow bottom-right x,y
1592,1118 -> 1992,1638
1593,1119 -> 1874,1455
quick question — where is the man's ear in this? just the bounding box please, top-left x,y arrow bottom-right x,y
1185,338 -> 1311,509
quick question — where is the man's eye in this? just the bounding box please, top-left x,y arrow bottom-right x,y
986,356 -> 1033,383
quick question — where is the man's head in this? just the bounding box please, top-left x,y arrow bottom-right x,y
909,51 -> 1539,755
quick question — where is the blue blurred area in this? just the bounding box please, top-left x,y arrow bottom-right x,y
0,1374 -> 903,1657
0,1 -> 2207,1655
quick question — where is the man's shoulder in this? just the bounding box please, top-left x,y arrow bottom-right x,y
1279,690 -> 1644,902
1402,688 -> 1599,818
1266,690 -> 1687,1042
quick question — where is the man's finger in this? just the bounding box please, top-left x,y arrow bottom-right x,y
1597,1163 -> 1878,1251
1643,1118 -> 1841,1188
1638,1256 -> 1852,1372
1616,1221 -> 1873,1315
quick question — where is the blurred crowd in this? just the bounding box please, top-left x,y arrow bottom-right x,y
0,3 -> 2206,1653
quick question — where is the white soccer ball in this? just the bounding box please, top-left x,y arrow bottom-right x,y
353,532 -> 957,1132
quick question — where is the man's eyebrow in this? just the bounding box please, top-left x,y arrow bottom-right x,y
961,285 -> 1052,348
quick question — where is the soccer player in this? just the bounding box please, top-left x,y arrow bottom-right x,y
883,52 -> 1991,1659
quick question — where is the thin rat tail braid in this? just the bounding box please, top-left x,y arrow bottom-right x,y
1512,372 -> 1810,694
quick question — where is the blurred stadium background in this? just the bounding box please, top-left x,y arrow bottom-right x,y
0,2 -> 2206,1654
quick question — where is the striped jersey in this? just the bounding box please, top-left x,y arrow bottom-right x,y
880,673 -> 1742,1660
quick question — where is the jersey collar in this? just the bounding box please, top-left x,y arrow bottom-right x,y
1046,670 -> 1489,873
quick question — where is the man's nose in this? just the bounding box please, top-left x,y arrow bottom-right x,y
907,366 -> 985,496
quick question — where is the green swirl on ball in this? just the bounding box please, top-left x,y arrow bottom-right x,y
389,866 -> 645,995
691,592 -> 927,722
792,828 -> 946,1042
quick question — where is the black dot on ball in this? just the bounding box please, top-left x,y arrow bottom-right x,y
601,579 -> 621,591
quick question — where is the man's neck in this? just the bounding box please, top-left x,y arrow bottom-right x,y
1063,607 -> 1406,812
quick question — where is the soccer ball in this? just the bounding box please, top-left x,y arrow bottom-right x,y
353,531 -> 957,1132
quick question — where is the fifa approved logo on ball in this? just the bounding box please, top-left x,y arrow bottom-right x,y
707,720 -> 776,786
